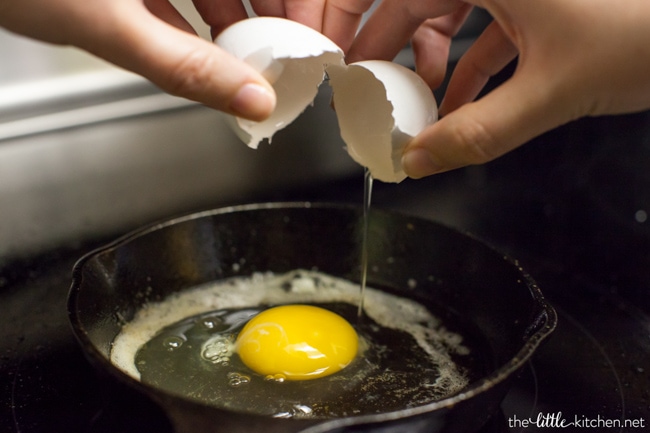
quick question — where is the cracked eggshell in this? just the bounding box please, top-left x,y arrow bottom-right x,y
215,17 -> 345,148
327,61 -> 438,183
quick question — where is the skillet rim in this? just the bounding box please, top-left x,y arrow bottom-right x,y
68,201 -> 558,430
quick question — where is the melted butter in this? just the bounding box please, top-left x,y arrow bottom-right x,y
111,270 -> 483,419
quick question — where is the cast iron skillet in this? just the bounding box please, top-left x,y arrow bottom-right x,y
68,202 -> 557,433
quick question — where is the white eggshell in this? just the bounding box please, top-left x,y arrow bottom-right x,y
327,61 -> 438,183
215,17 -> 345,148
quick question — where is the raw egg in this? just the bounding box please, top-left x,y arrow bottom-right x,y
114,270 -> 473,419
214,17 -> 438,183
235,304 -> 358,380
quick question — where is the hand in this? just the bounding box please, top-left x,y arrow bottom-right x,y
0,0 -> 376,121
246,0 -> 375,52
0,0 -> 275,120
348,0 -> 650,178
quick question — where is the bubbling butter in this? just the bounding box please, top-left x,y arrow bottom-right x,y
110,270 -> 473,418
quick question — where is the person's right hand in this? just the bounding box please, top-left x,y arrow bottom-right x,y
348,0 -> 650,178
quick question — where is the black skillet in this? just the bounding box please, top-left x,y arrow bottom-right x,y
68,202 -> 556,433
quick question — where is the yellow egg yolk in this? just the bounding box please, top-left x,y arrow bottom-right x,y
235,305 -> 358,381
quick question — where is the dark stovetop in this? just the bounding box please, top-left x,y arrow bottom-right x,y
2,112 -> 650,432
2,243 -> 648,433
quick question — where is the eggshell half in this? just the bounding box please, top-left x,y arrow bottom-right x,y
327,61 -> 438,183
215,17 -> 345,148
215,17 -> 438,183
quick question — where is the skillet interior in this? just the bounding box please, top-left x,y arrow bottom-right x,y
68,202 -> 556,433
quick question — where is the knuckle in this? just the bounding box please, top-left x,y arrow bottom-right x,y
451,117 -> 501,165
166,48 -> 218,100
330,0 -> 375,14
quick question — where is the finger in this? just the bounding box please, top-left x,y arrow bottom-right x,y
411,4 -> 473,89
283,0 -> 326,32
192,0 -> 248,39
346,1 -> 422,63
439,20 -> 517,115
144,0 -> 195,34
249,0 -> 286,17
321,0 -> 375,53
281,0 -> 374,53
347,0 -> 463,63
402,72 -> 569,177
84,3 -> 275,120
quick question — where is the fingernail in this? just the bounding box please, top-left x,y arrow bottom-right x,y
401,147 -> 441,178
230,83 -> 276,120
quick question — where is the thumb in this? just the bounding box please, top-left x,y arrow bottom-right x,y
81,6 -> 276,121
401,73 -> 572,177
